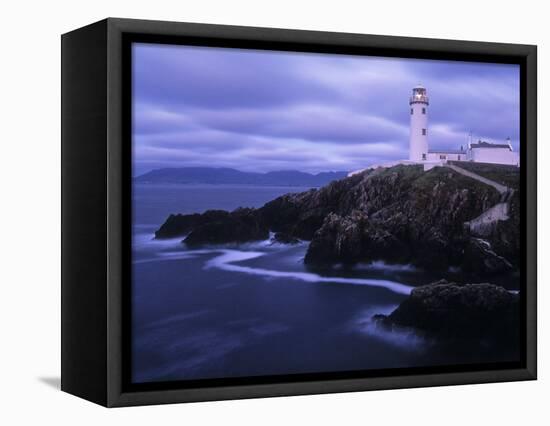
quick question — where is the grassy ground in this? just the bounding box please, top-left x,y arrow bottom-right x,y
448,161 -> 520,190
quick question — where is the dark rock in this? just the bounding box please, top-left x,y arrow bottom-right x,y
183,208 -> 269,246
490,190 -> 521,268
272,232 -> 301,245
462,237 -> 514,275
155,210 -> 230,239
374,280 -> 519,342
258,173 -> 366,240
302,165 -> 511,276
304,210 -> 407,264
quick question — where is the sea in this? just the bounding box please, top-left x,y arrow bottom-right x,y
131,183 -> 518,384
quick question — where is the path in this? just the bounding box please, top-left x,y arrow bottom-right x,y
444,163 -> 514,236
445,164 -> 509,194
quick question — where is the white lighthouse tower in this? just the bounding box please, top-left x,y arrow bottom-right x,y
409,85 -> 429,161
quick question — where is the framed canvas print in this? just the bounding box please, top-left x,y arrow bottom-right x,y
61,18 -> 537,407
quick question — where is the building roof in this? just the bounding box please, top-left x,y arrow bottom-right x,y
428,150 -> 466,154
470,141 -> 511,150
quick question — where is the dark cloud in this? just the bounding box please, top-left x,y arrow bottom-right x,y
133,43 -> 520,175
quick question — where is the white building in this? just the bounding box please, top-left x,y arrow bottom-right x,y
467,139 -> 518,166
408,85 -> 519,167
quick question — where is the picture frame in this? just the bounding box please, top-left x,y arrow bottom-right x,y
61,17 -> 537,407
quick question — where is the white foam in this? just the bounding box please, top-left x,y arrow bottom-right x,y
132,237 -> 413,295
133,233 -> 183,249
354,261 -> 418,272
204,249 -> 413,295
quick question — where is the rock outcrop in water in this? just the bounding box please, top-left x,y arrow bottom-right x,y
165,208 -> 269,246
155,210 -> 231,239
372,279 -> 519,344
155,164 -> 520,277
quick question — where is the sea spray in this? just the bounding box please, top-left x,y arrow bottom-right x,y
353,306 -> 427,351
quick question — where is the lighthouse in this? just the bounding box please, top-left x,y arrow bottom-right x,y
409,85 -> 429,161
348,84 -> 519,177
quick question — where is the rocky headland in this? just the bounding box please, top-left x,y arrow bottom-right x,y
155,164 -> 520,279
153,163 -> 520,348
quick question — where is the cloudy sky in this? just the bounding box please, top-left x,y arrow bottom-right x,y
132,43 -> 520,176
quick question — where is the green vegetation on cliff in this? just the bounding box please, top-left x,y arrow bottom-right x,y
448,161 -> 520,190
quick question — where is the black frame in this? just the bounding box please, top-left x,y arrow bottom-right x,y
62,17 -> 537,407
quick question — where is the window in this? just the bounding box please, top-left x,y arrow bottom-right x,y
458,155 -> 461,161
440,154 -> 447,160
410,108 -> 413,115
422,154 -> 426,160
422,107 -> 426,114
422,128 -> 427,135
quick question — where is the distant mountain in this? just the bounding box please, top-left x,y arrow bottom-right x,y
134,167 -> 348,187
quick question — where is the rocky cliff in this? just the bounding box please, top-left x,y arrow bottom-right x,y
155,164 -> 519,278
373,279 -> 519,352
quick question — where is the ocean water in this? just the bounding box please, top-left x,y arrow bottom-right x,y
131,183 -> 516,384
